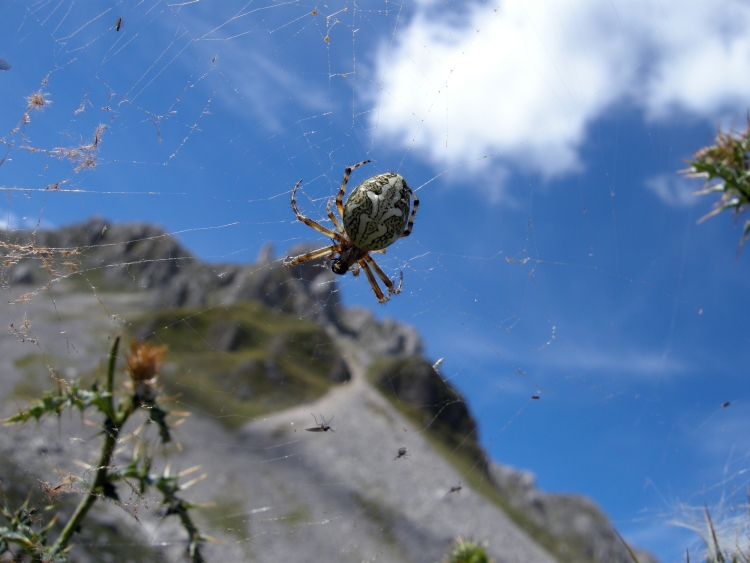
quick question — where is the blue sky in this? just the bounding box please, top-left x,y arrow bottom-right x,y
2,0 -> 750,561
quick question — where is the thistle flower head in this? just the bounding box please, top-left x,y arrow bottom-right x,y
126,340 -> 166,383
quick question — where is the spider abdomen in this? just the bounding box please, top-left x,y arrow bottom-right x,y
343,172 -> 411,251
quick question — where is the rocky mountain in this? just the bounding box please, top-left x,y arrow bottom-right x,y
0,218 -> 658,563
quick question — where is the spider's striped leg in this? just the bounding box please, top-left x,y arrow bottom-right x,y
359,259 -> 388,303
364,254 -> 403,295
335,160 -> 371,221
283,244 -> 341,267
401,187 -> 419,238
326,198 -> 345,235
290,180 -> 346,243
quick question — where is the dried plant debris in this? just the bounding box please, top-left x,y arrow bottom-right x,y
22,124 -> 106,172
0,239 -> 80,297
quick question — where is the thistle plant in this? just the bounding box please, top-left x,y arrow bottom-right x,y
443,537 -> 492,563
681,117 -> 750,255
0,335 -> 208,562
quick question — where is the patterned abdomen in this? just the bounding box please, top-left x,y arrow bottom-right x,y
343,173 -> 411,251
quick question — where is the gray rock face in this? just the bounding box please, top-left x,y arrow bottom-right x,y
2,219 -> 426,361
489,463 -> 659,563
2,219 -> 343,324
0,218 -> 660,563
371,357 -> 478,442
339,306 -> 423,358
1,216 -> 191,290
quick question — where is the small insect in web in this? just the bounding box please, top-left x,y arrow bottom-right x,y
115,17 -> 123,31
393,447 -> 411,461
284,160 -> 419,304
306,413 -> 335,432
442,483 -> 462,499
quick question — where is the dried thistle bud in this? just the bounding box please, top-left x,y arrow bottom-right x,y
126,340 -> 166,383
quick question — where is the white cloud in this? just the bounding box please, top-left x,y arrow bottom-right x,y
434,330 -> 688,379
0,210 -> 55,231
215,51 -> 329,132
163,6 -> 330,133
645,174 -> 700,207
691,404 -> 750,460
367,0 -> 750,181
543,345 -> 689,378
0,211 -> 20,231
639,2 -> 750,119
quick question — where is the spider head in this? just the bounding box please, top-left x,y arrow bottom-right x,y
330,258 -> 348,275
330,246 -> 363,275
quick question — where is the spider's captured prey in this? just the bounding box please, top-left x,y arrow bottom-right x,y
283,160 -> 419,303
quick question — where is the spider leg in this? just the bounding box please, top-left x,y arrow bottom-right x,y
371,248 -> 386,254
336,160 -> 371,221
364,254 -> 403,295
360,259 -> 388,303
401,186 -> 420,238
290,180 -> 347,243
326,198 -> 345,235
283,244 -> 341,267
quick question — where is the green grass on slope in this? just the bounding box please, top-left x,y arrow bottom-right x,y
5,300 -> 347,430
130,300 -> 348,429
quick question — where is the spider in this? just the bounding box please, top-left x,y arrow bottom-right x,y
283,160 -> 419,303
305,413 -> 335,432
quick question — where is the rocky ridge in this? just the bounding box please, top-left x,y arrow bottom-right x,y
0,218 -> 658,563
